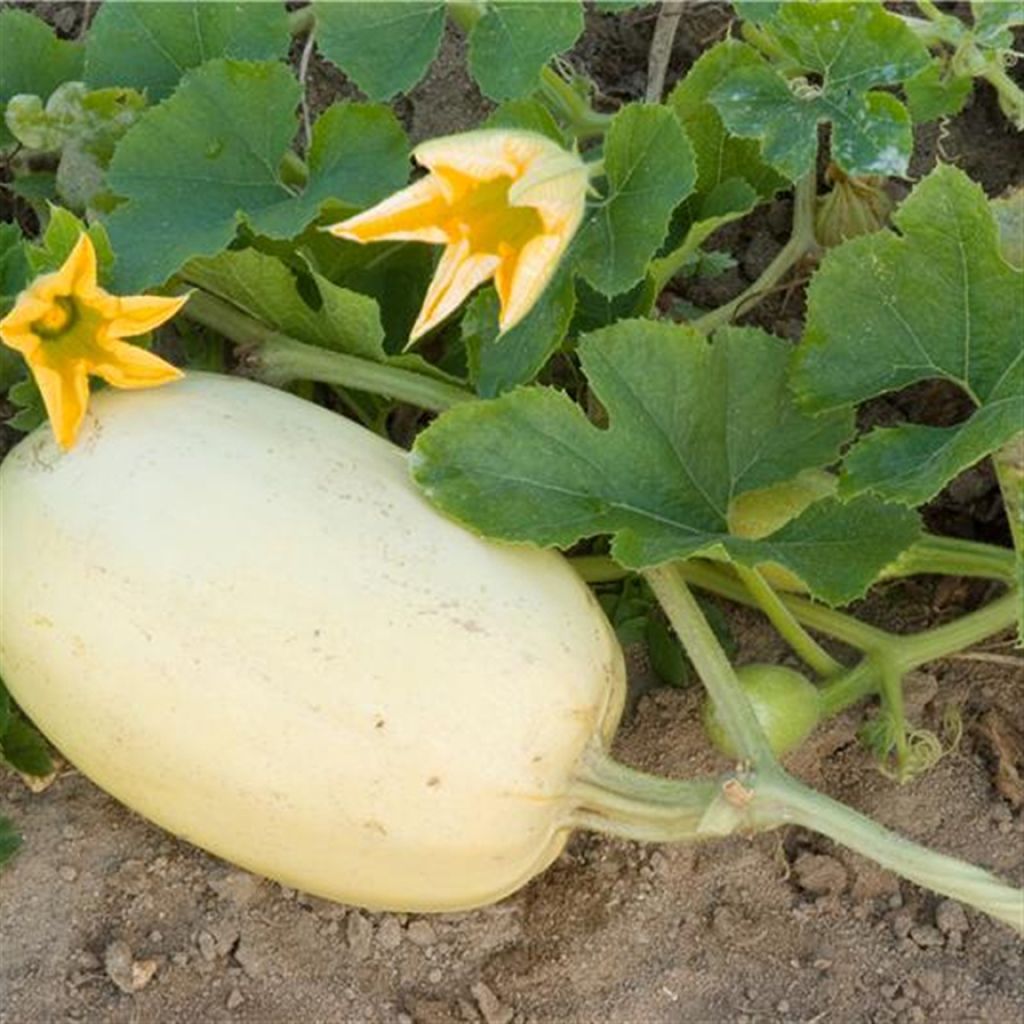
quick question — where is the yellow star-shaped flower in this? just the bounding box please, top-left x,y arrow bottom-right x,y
328,129 -> 589,343
0,233 -> 187,450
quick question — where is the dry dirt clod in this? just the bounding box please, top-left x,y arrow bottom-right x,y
471,981 -> 513,1024
909,925 -> 944,949
208,869 -> 261,907
103,940 -> 158,994
792,853 -> 848,897
407,920 -> 438,948
935,900 -> 969,937
346,911 -> 374,960
226,987 -> 245,1010
376,916 -> 403,951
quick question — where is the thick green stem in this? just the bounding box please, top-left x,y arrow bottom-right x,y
734,564 -> 844,678
182,291 -> 473,412
894,590 -> 1019,670
692,171 -> 818,334
645,564 -> 780,771
287,5 -> 315,37
763,775 -> 1024,932
818,659 -> 879,718
537,65 -> 614,140
886,533 -> 1017,584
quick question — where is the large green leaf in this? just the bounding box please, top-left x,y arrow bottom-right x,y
0,223 -> 28,317
794,165 -> 1024,506
710,2 -> 929,178
462,271 -> 576,397
1,713 -> 53,778
413,321 -> 919,604
314,1 -> 445,101
105,60 -> 409,290
84,1 -> 289,102
576,104 -> 696,296
0,816 -> 20,870
0,9 -> 84,147
467,1 -> 584,100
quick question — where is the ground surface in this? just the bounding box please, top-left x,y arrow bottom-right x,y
2,4 -> 1023,1023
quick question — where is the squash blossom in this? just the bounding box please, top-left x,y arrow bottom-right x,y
0,233 -> 187,451
328,130 -> 589,341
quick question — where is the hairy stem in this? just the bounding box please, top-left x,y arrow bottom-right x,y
182,291 -> 473,412
763,775 -> 1024,932
734,564 -> 844,678
692,171 -> 818,334
645,563 -> 780,770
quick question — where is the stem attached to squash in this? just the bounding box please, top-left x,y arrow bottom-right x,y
182,290 -> 474,413
575,563 -> 1024,932
691,171 -> 819,334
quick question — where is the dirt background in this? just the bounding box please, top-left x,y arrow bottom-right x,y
2,4 -> 1023,1023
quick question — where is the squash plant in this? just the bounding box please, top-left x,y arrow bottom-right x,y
0,1 -> 1021,930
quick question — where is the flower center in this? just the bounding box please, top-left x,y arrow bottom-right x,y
446,174 -> 545,254
33,296 -> 76,339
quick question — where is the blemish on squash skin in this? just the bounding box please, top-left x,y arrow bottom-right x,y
32,615 -> 54,628
426,776 -> 441,788
362,819 -> 388,836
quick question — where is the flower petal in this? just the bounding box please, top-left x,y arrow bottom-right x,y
32,359 -> 90,451
89,340 -> 184,389
508,151 -> 589,236
494,233 -> 565,333
58,232 -> 99,295
328,175 -> 451,245
104,292 -> 190,338
414,130 -> 553,181
410,239 -> 500,342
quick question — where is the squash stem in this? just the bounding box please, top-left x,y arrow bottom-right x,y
181,290 -> 474,413
733,563 -> 844,678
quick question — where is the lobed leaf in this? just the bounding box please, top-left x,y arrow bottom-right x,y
414,320 -> 919,605
712,2 -> 929,178
668,39 -> 787,200
794,165 -> 1024,506
314,1 -> 445,100
84,0 -> 289,102
468,1 -> 584,100
104,60 -> 409,290
576,104 -> 696,296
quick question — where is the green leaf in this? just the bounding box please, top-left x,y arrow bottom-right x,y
186,247 -> 451,382
105,60 -> 409,290
0,9 -> 83,147
25,206 -> 114,282
972,1 -> 1023,48
794,165 -> 1024,506
84,0 -> 289,102
0,223 -> 28,316
413,321 -> 917,604
462,271 -> 576,397
7,376 -> 46,434
0,680 -> 10,736
484,97 -> 567,145
576,104 -> 696,296
710,2 -> 929,178
668,39 -> 787,199
314,1 -> 445,101
904,62 -> 973,123
992,189 -> 1024,269
468,1 -> 584,100
1,714 -> 53,778
0,816 -> 20,870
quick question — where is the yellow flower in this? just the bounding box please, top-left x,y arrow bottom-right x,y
0,233 -> 187,450
328,129 -> 589,342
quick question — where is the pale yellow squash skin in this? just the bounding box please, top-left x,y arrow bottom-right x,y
0,374 -> 625,911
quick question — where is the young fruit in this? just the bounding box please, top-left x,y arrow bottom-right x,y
703,664 -> 822,758
0,374 -> 626,912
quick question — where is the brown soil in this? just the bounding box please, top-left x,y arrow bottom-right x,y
2,5 -> 1023,1024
